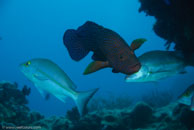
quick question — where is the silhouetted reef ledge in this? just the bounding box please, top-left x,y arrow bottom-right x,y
138,0 -> 194,60
0,82 -> 194,130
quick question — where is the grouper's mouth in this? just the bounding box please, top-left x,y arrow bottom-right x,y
128,63 -> 141,75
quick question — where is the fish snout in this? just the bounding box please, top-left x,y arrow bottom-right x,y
127,63 -> 141,75
18,63 -> 24,70
125,75 -> 131,82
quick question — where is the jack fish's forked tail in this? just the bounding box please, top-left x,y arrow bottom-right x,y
63,29 -> 89,61
75,88 -> 99,116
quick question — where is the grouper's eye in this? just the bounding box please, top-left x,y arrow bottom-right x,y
25,61 -> 31,67
120,55 -> 123,59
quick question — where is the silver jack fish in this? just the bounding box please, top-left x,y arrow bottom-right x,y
19,58 -> 98,116
125,50 -> 192,82
178,84 -> 194,111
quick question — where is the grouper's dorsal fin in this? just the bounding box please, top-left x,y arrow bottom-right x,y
63,29 -> 89,61
83,61 -> 110,75
131,38 -> 147,51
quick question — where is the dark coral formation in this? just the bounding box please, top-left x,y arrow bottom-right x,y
0,82 -> 44,128
138,0 -> 194,60
0,82 -> 194,130
141,90 -> 173,108
89,96 -> 132,111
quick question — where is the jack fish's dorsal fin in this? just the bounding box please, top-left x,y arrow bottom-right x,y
131,38 -> 147,51
83,61 -> 110,75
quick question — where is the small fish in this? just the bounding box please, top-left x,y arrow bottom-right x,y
125,51 -> 189,82
0,37 -> 2,40
178,84 -> 194,111
19,58 -> 98,116
63,21 -> 146,75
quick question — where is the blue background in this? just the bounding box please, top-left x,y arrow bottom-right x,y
0,0 -> 193,117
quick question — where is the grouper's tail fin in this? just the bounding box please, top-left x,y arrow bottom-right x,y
75,88 -> 99,116
63,29 -> 89,61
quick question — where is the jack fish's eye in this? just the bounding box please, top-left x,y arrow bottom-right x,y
25,61 -> 31,67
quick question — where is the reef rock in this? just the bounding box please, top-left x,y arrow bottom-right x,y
0,81 -> 194,130
138,0 -> 194,60
0,82 -> 43,127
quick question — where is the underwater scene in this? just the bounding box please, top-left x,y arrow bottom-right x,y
0,0 -> 194,130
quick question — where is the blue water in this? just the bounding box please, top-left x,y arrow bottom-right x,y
0,0 -> 194,117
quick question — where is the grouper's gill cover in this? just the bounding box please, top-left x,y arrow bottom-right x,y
19,58 -> 98,116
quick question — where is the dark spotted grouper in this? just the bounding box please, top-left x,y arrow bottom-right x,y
63,21 -> 146,75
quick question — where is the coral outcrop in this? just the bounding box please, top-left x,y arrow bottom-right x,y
0,82 -> 44,128
0,82 -> 194,130
138,0 -> 194,60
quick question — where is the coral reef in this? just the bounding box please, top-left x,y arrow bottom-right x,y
138,0 -> 194,60
141,90 -> 173,108
0,82 -> 194,130
0,82 -> 44,128
88,95 -> 133,111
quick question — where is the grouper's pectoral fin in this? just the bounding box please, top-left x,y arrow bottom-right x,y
130,38 -> 147,51
83,61 -> 110,75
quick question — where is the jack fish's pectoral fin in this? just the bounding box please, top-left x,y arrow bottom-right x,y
131,38 -> 147,51
83,61 -> 110,75
34,74 -> 49,81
